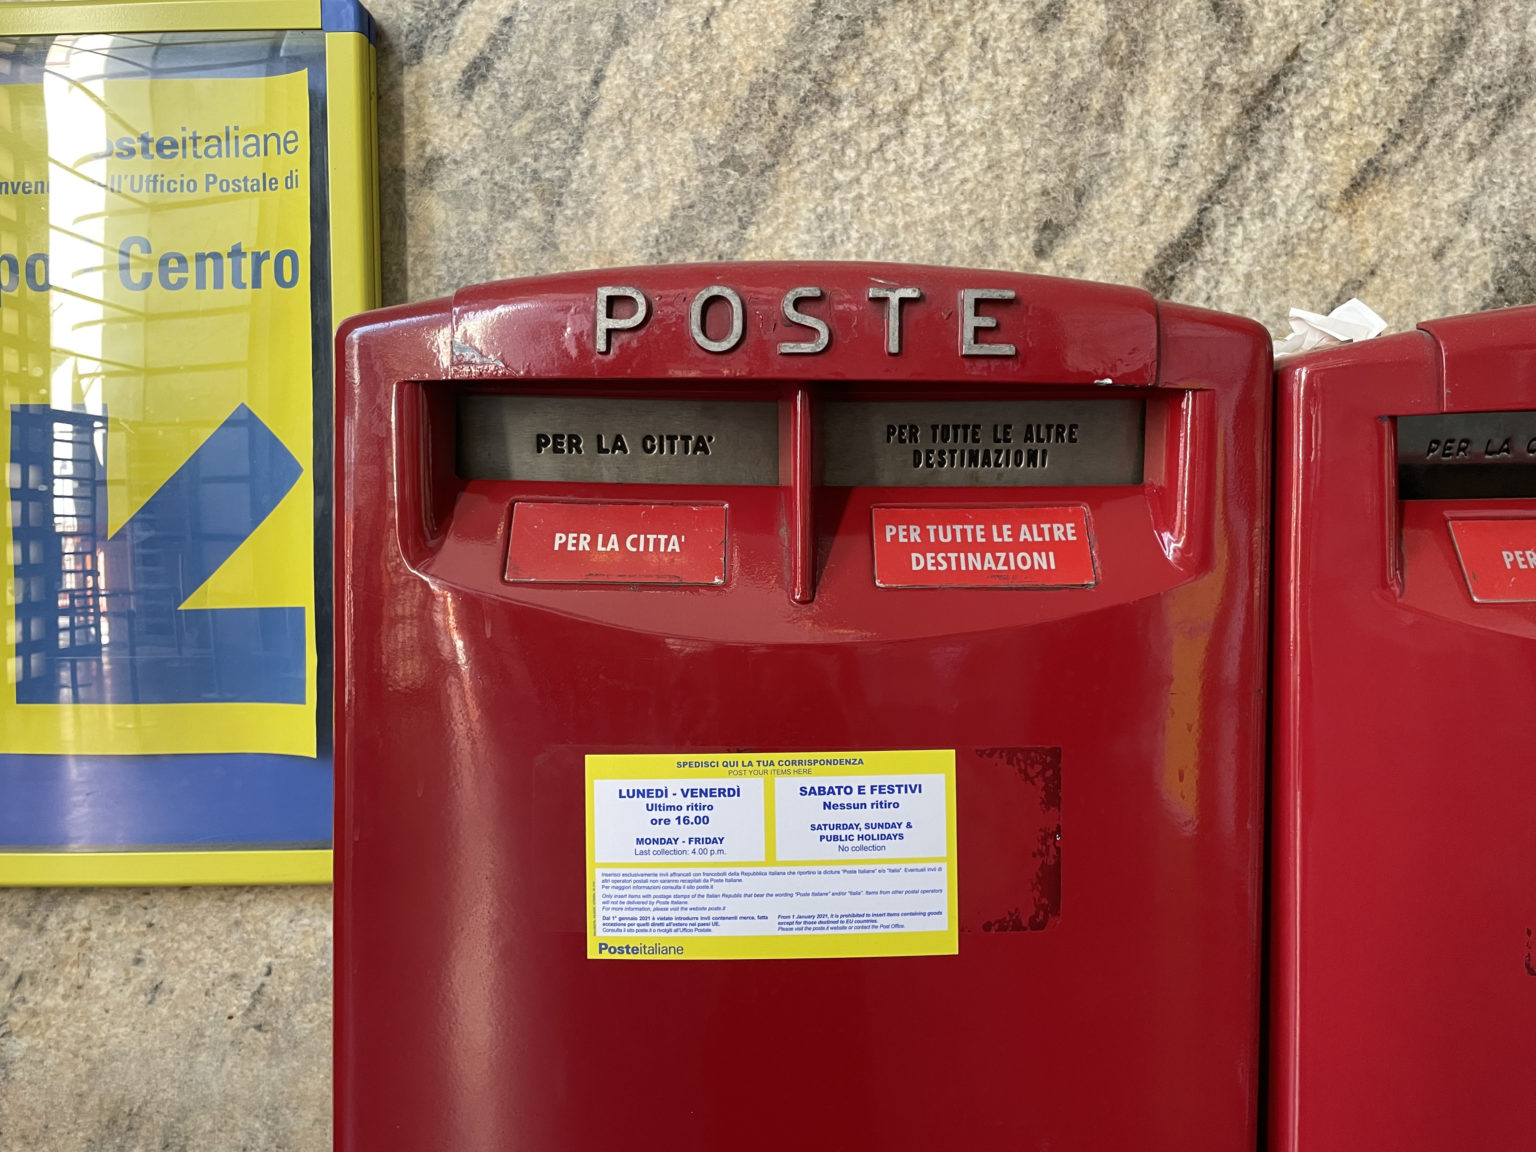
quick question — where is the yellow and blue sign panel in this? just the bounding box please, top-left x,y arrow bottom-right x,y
0,4 -> 377,885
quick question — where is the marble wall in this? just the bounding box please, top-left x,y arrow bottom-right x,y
4,1 -> 1534,1147
378,0 -> 1536,326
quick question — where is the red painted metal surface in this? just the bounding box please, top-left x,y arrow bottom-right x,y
1271,307 -> 1536,1152
336,263 -> 1270,1151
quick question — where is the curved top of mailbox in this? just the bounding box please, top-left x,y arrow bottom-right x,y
344,262 -> 1163,387
1280,304 -> 1536,415
1419,304 -> 1536,413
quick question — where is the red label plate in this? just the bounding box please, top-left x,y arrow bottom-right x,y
872,506 -> 1096,588
506,502 -> 727,585
1448,518 -> 1536,603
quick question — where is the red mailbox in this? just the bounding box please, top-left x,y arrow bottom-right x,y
1272,306 -> 1536,1152
335,263 -> 1270,1150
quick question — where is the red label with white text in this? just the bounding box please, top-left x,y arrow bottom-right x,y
872,506 -> 1096,588
1448,518 -> 1536,603
506,502 -> 727,585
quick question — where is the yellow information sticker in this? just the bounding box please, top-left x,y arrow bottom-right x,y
586,750 -> 958,961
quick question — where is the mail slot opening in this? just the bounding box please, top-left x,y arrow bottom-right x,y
817,397 -> 1147,487
439,385 -> 1185,595
1396,411 -> 1536,499
456,392 -> 780,485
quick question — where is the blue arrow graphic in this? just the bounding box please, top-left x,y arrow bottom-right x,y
10,403 -> 307,705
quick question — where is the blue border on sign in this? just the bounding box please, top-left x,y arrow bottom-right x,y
322,0 -> 377,40
0,753 -> 333,848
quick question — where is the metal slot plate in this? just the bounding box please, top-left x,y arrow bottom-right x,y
458,395 -> 779,485
1397,411 -> 1536,500
819,399 -> 1145,487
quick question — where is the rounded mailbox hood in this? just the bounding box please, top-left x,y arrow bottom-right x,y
439,261 -> 1162,385
336,261 -> 1267,644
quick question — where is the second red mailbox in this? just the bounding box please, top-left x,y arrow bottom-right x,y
1271,306 -> 1536,1152
335,263 -> 1270,1150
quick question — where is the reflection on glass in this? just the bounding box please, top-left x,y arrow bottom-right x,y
6,33 -> 319,708
11,404 -> 303,703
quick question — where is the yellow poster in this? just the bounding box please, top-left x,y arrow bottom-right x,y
1,65 -> 316,757
586,750 -> 959,960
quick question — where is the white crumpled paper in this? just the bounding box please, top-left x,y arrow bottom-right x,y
1272,297 -> 1387,357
